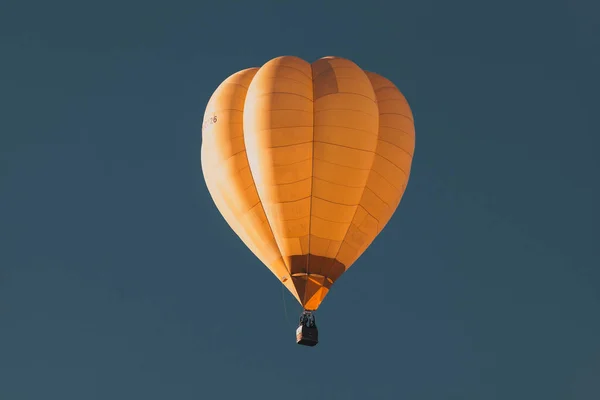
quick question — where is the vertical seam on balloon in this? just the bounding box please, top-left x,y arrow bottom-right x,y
240,68 -> 294,288
305,62 -> 317,309
330,71 -> 381,269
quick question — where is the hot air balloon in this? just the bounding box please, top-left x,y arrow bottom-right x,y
200,56 -> 415,346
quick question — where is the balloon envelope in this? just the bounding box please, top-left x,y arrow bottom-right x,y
201,56 -> 415,311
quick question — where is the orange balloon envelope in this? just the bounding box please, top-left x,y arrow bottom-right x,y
201,56 -> 415,312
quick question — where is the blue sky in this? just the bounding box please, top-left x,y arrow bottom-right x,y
1,1 -> 599,399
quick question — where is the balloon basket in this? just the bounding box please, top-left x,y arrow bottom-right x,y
296,310 -> 319,347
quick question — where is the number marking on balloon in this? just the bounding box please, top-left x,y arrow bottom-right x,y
202,114 -> 218,131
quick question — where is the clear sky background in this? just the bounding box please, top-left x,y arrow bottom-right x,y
1,1 -> 599,399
